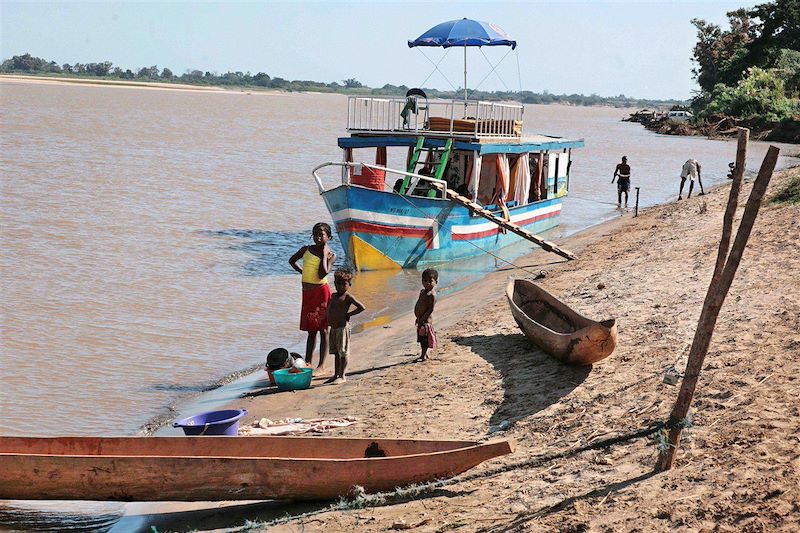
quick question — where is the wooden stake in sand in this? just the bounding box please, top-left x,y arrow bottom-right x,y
655,133 -> 779,472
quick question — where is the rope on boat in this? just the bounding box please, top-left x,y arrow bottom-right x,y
466,47 -> 514,97
243,420 -> 690,530
414,47 -> 459,92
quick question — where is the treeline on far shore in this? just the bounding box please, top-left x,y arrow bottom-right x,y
0,53 -> 683,109
685,1 -> 799,135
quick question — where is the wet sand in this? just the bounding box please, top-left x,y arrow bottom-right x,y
129,164 -> 799,532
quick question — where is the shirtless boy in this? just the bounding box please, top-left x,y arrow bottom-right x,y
612,156 -> 631,208
414,268 -> 438,362
325,268 -> 365,384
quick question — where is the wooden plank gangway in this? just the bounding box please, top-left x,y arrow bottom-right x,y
429,181 -> 577,261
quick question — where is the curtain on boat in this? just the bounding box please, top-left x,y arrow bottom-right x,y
468,151 -> 482,202
495,154 -> 511,222
511,153 -> 531,205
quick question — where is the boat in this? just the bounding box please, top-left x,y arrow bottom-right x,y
506,278 -> 617,365
0,435 -> 513,501
312,19 -> 583,270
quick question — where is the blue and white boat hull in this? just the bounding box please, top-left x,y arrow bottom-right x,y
321,185 -> 561,270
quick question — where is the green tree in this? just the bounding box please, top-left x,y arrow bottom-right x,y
744,0 -> 800,70
342,78 -> 362,88
699,67 -> 799,123
137,65 -> 159,79
690,9 -> 755,92
774,48 -> 800,94
252,72 -> 271,86
269,77 -> 288,89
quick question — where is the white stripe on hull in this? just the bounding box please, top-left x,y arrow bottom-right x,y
330,208 -> 435,228
451,204 -> 561,235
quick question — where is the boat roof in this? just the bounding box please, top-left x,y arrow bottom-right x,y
338,133 -> 584,154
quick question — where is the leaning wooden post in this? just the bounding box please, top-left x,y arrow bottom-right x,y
634,187 -> 640,217
712,128 -> 749,285
655,145 -> 779,472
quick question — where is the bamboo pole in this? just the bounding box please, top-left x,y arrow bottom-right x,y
655,144 -> 779,472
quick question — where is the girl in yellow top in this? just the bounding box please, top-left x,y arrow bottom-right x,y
289,222 -> 336,370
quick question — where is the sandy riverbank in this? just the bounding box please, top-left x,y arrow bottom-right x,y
0,74 -> 283,95
138,165 -> 798,532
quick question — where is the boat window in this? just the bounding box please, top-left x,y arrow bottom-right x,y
547,153 -> 558,199
553,151 -> 569,198
443,150 -> 471,195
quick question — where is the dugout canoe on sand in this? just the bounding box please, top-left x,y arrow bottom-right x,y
506,278 -> 617,365
0,435 -> 513,501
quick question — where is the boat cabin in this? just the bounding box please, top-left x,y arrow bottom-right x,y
339,94 -> 581,210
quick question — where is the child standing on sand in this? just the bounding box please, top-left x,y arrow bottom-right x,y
326,268 -> 366,384
414,268 -> 438,361
288,222 -> 336,370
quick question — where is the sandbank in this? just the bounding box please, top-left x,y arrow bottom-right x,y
135,165 -> 799,532
0,74 -> 284,95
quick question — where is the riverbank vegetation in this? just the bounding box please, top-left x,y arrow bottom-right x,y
687,0 -> 799,141
0,53 -> 681,109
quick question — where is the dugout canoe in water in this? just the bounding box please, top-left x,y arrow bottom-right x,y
0,435 -> 513,501
506,278 -> 617,365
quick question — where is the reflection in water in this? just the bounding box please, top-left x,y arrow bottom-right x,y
0,501 -> 121,532
201,226 -> 548,333
201,228 -> 346,277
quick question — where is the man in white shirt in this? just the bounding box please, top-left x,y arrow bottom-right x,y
679,159 -> 705,200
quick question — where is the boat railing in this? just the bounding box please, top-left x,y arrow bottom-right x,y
312,161 -> 449,198
346,96 -> 524,138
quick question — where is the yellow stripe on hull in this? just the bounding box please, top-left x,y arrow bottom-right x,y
351,235 -> 402,271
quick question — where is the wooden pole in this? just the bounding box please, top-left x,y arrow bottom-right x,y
712,128 -> 749,286
655,144 -> 779,472
634,187 -> 640,217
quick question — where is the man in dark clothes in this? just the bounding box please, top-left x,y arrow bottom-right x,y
612,156 -> 631,208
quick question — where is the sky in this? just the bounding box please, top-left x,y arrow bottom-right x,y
1,1 -> 761,100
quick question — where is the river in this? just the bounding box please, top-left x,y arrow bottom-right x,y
0,78 -> 796,530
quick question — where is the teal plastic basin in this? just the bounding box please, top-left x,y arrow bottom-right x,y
272,368 -> 313,391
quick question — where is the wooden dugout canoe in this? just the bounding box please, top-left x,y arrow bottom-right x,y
506,278 -> 617,365
0,436 -> 513,501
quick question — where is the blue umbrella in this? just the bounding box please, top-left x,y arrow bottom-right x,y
408,18 -> 516,49
408,18 -> 516,102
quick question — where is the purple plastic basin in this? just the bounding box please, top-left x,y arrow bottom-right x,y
172,409 -> 248,436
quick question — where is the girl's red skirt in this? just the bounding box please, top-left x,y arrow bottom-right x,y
300,283 -> 331,332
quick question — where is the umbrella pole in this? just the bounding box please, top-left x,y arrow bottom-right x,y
464,46 -> 468,111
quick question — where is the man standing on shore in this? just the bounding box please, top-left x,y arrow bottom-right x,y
678,158 -> 704,199
612,156 -> 631,208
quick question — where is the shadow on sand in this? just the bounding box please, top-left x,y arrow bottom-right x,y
454,332 -> 591,428
121,488 -> 466,532
476,471 -> 655,532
